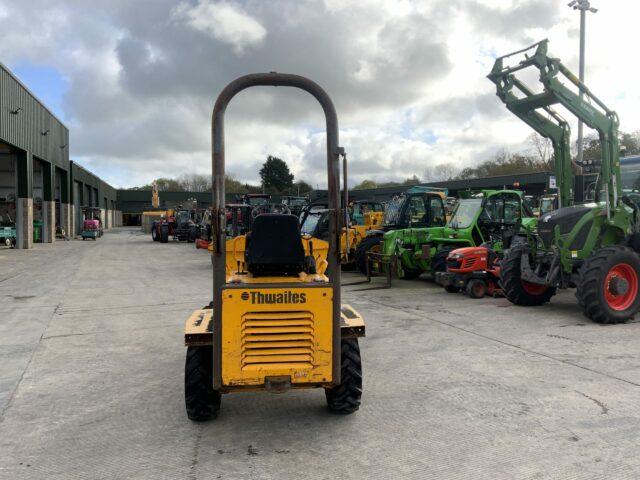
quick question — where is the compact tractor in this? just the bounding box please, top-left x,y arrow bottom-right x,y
489,40 -> 640,324
436,246 -> 502,298
81,207 -> 103,240
183,73 -> 365,421
358,188 -> 533,281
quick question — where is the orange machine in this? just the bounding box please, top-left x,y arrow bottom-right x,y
435,246 -> 502,299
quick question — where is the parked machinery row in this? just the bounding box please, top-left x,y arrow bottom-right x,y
140,41 -> 640,426
350,40 -> 640,327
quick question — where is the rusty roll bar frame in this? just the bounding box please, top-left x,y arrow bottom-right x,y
210,73 -> 343,388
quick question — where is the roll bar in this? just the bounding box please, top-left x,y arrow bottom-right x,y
210,73 -> 343,387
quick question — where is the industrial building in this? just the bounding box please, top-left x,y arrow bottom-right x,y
0,62 -> 121,249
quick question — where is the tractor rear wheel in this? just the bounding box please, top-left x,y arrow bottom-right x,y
576,245 -> 640,324
355,236 -> 382,275
500,244 -> 555,306
185,346 -> 221,421
466,278 -> 486,299
160,224 -> 169,243
325,338 -> 362,414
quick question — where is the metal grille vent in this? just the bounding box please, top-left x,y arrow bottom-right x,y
241,311 -> 314,370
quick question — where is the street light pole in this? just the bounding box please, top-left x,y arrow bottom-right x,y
568,0 -> 598,168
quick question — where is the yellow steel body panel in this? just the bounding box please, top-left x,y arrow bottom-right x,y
184,303 -> 365,346
364,211 -> 383,227
223,235 -> 329,276
221,286 -> 333,387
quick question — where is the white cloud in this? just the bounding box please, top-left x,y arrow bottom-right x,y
0,0 -> 638,189
172,0 -> 266,53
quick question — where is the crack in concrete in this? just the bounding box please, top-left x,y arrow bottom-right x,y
187,426 -> 203,480
41,322 -> 177,340
365,297 -> 640,389
575,390 -> 609,414
0,301 -> 62,422
55,300 -> 203,315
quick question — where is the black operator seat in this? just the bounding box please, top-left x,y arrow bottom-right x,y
245,214 -> 306,276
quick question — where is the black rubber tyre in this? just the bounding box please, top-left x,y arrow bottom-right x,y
432,248 -> 453,274
341,260 -> 356,271
325,339 -> 362,414
400,266 -> 422,280
500,244 -> 556,306
188,227 -> 197,243
444,285 -> 460,293
355,236 -> 382,275
160,224 -> 169,243
466,278 -> 486,299
576,245 -> 640,324
151,224 -> 159,242
185,346 -> 221,421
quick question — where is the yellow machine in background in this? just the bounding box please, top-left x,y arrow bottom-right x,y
151,181 -> 160,209
340,210 -> 384,266
183,73 -> 365,421
301,204 -> 385,268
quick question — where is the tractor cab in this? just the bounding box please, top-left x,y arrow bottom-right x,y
447,190 -> 532,248
476,191 -> 530,247
381,187 -> 447,230
537,194 -> 558,217
300,207 -> 330,239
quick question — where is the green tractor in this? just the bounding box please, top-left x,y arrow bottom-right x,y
356,187 -> 534,279
489,40 -> 640,324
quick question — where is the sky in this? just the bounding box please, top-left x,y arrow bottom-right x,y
0,0 -> 638,189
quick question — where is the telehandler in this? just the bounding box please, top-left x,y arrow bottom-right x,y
489,40 -> 640,324
358,188 -> 533,280
300,200 -> 383,268
183,73 -> 365,421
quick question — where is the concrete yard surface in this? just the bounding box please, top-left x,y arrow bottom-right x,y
1,228 -> 640,479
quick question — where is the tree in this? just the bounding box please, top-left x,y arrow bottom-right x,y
178,173 -> 211,192
423,164 -> 459,182
259,156 -> 294,193
528,133 -> 553,170
353,179 -> 378,190
292,179 -> 313,195
153,177 -> 185,191
225,175 -> 248,193
579,130 -> 640,164
456,149 -> 548,180
402,175 -> 421,186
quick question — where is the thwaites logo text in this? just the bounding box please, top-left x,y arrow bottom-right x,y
241,291 -> 307,304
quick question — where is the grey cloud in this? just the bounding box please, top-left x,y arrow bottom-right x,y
465,0 -> 563,42
0,0 -> 574,187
